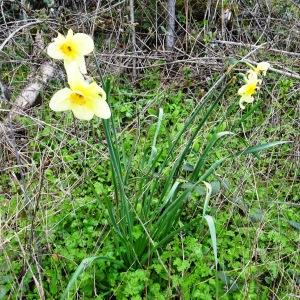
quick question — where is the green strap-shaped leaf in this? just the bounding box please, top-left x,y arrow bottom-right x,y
61,256 -> 112,300
204,215 -> 218,271
238,141 -> 290,156
200,141 -> 289,181
202,182 -> 212,217
149,108 -> 164,164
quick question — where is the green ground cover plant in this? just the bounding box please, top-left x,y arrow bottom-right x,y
1,65 -> 298,298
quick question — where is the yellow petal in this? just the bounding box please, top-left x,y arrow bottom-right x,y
86,82 -> 106,100
246,70 -> 258,82
49,88 -> 72,111
73,33 -> 94,55
256,62 -> 270,74
53,33 -> 66,45
71,105 -> 94,120
93,98 -> 111,119
76,56 -> 87,74
240,95 -> 254,104
239,99 -> 246,110
64,62 -> 86,90
238,85 -> 247,95
239,95 -> 253,109
66,28 -> 74,39
47,41 -> 64,59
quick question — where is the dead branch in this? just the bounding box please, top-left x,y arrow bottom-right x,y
0,20 -> 42,52
7,30 -> 56,119
213,40 -> 300,58
9,61 -> 56,118
245,59 -> 300,80
0,31 -> 56,144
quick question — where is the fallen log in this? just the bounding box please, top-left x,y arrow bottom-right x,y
9,61 -> 55,118
1,30 -> 56,129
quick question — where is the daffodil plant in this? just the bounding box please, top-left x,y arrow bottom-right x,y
238,62 -> 270,109
47,29 -> 286,276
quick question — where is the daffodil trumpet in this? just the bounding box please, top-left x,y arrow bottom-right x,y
49,63 -> 111,120
47,29 -> 94,74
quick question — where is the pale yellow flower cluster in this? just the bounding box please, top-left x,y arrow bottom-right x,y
47,29 -> 111,120
238,62 -> 270,110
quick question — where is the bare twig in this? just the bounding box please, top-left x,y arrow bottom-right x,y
15,234 -> 45,300
0,20 -> 42,52
129,0 -> 137,80
245,59 -> 300,80
91,0 -> 102,36
213,40 -> 300,58
20,0 -> 28,20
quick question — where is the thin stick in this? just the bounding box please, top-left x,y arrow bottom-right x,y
91,0 -> 102,36
245,59 -> 300,80
7,115 -> 32,215
213,39 -> 300,58
129,0 -> 137,80
0,20 -> 42,52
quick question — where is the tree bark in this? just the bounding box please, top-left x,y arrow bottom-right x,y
166,0 -> 176,51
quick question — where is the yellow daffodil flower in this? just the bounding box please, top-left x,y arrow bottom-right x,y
47,29 -> 94,74
238,70 -> 260,109
254,62 -> 270,76
49,63 -> 111,120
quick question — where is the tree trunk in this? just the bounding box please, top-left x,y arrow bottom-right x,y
166,0 -> 176,51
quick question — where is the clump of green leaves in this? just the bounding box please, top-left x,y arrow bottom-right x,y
97,62 -> 287,276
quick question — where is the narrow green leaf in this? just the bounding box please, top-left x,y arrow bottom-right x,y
202,182 -> 212,217
200,141 -> 289,181
159,180 -> 180,211
238,141 -> 290,156
181,179 -> 229,196
200,157 -> 227,181
149,108 -> 164,163
61,256 -> 110,300
288,220 -> 300,231
192,131 -> 234,180
215,131 -> 235,139
204,215 -> 218,271
160,87 -> 229,200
